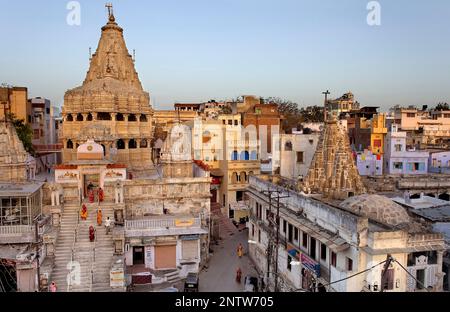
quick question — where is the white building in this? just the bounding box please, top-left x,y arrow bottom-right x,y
384,125 -> 429,175
429,151 -> 450,174
356,150 -> 383,176
247,175 -> 446,292
272,133 -> 320,180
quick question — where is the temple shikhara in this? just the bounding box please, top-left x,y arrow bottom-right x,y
61,10 -> 154,173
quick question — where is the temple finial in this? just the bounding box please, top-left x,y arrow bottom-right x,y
105,3 -> 114,21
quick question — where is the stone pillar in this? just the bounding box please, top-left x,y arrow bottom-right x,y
82,113 -> 88,121
124,139 -> 130,150
436,251 -> 445,291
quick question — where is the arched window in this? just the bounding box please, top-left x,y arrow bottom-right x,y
285,141 -> 293,151
129,139 -> 137,149
231,172 -> 238,184
240,151 -> 250,161
87,113 -> 93,121
140,139 -> 148,148
97,112 -> 111,121
250,151 -> 257,160
66,140 -> 73,149
231,151 -> 239,161
128,114 -> 137,122
116,113 -> 124,121
240,171 -> 247,182
117,139 -> 125,150
76,113 -> 83,121
66,114 -> 73,122
140,115 -> 147,122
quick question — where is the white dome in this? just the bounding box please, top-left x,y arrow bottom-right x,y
77,140 -> 104,160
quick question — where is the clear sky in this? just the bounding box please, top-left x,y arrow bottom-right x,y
1,0 -> 450,110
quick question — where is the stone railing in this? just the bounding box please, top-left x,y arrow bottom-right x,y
125,217 -> 201,230
0,225 -> 34,236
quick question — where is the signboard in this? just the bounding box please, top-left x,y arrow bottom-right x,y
110,268 -> 125,287
301,253 -> 321,277
175,219 -> 194,227
103,168 -> 127,182
180,234 -> 200,241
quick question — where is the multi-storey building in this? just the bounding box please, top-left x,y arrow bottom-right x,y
247,174 -> 446,292
0,86 -> 31,123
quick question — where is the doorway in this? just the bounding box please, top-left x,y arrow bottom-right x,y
83,174 -> 99,197
416,269 -> 425,290
133,246 -> 145,265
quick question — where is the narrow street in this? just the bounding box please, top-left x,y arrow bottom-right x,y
199,229 -> 258,292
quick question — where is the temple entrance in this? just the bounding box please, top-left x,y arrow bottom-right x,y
83,174 -> 100,197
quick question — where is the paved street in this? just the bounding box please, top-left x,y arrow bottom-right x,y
199,229 -> 258,292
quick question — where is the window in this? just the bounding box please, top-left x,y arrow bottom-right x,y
331,252 -> 337,267
228,120 -> 233,125
310,237 -> 317,260
97,112 -> 111,120
297,151 -> 304,164
129,139 -> 137,149
346,258 -> 353,271
394,144 -> 402,152
302,232 -> 308,249
283,220 -> 287,234
320,243 -> 327,261
284,141 -> 293,151
287,255 -> 292,271
288,224 -> 293,243
76,113 -> 83,121
406,113 -> 416,118
258,229 -> 261,243
381,269 -> 394,290
294,228 -> 299,241
33,129 -> 40,140
222,120 -> 226,125
234,120 -> 238,126
46,107 -> 50,114
140,114 -> 147,122
393,162 -> 403,170
251,224 -> 254,238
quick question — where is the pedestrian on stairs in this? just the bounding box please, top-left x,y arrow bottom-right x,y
97,208 -> 103,226
105,216 -> 113,234
89,225 -> 95,242
80,204 -> 88,220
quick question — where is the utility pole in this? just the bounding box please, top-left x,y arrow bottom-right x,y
380,254 -> 393,292
322,90 -> 330,123
263,187 -> 290,292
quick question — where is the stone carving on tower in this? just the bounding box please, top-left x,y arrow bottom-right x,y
0,121 -> 29,182
61,7 -> 154,172
160,123 -> 193,178
300,113 -> 366,200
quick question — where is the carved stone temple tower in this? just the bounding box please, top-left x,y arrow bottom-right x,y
0,121 -> 30,182
301,114 -> 366,200
61,8 -> 154,172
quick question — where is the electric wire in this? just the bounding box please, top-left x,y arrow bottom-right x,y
310,259 -> 389,291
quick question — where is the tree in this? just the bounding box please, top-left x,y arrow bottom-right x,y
7,113 -> 34,155
435,102 -> 449,111
263,97 -> 324,133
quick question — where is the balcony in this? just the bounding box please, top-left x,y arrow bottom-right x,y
125,216 -> 207,238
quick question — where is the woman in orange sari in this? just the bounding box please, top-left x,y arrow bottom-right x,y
80,204 -> 88,220
97,208 -> 103,226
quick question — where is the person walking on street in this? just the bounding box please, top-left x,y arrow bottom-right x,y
237,243 -> 244,258
236,267 -> 242,283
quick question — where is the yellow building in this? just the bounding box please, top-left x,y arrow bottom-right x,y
370,113 -> 388,155
0,86 -> 31,123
